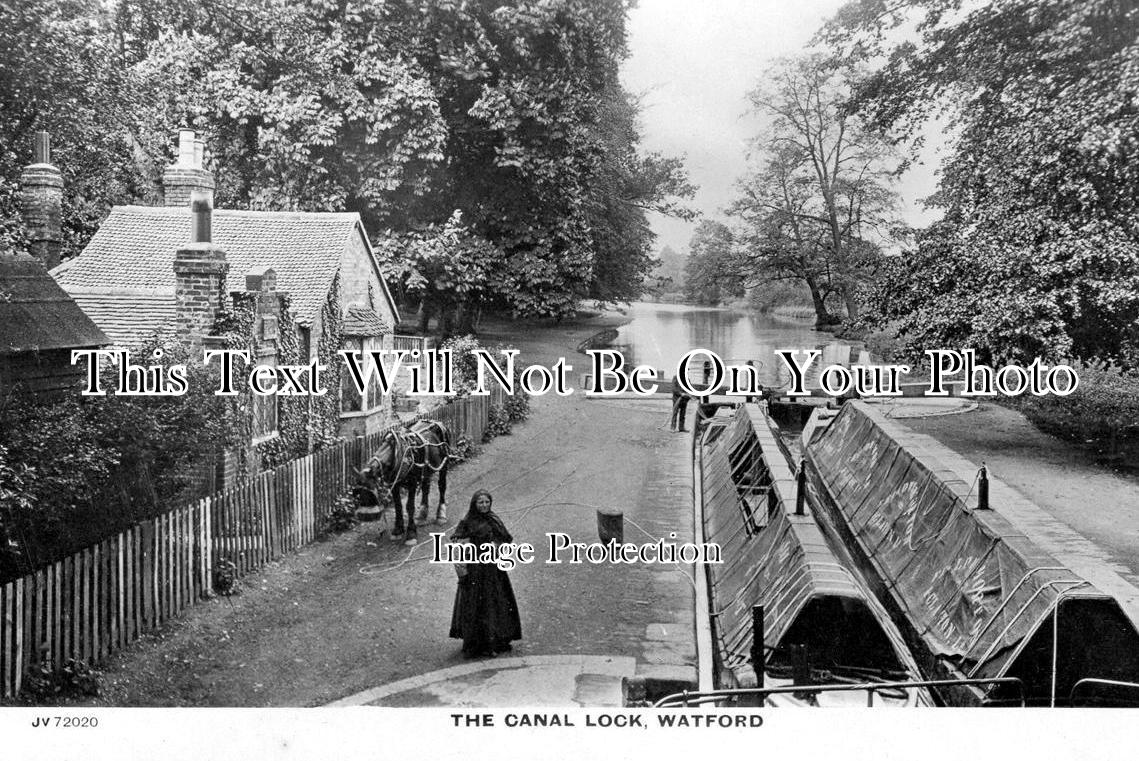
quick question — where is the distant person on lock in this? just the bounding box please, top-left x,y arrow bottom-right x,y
669,375 -> 690,432
744,359 -> 758,403
692,359 -> 723,425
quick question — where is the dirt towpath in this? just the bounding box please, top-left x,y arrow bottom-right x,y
29,310 -> 697,707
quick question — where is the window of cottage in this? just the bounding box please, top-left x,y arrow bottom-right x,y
299,326 -> 312,363
366,335 -> 383,411
341,337 -> 364,414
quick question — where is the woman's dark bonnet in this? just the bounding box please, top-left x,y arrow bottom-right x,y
468,489 -> 493,513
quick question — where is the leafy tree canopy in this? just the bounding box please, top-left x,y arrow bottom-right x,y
732,55 -> 902,324
823,0 -> 1139,363
0,0 -> 152,255
683,220 -> 743,306
2,0 -> 693,321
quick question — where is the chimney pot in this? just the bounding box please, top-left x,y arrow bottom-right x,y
20,130 -> 63,269
178,130 -> 197,167
190,190 -> 212,243
245,266 -> 277,292
165,129 -> 215,207
33,131 -> 51,164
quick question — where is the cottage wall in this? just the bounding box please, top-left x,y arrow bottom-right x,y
337,228 -> 397,437
339,229 -> 397,327
0,349 -> 88,401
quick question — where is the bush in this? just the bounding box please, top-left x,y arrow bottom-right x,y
504,391 -> 530,423
0,336 -> 240,583
440,334 -> 484,397
23,658 -> 101,699
748,281 -> 815,312
212,559 -> 240,596
483,404 -> 512,442
1011,360 -> 1139,458
324,490 -> 361,534
862,326 -> 904,362
449,437 -> 476,465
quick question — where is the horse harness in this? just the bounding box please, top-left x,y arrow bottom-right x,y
363,421 -> 450,494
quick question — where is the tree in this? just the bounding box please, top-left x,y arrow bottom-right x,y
0,0 -> 152,259
683,221 -> 743,306
376,211 -> 503,336
126,0 -> 690,322
2,0 -> 691,325
731,144 -> 839,325
126,0 -> 450,216
823,0 -> 1139,363
583,85 -> 696,303
740,55 -> 902,322
648,244 -> 686,295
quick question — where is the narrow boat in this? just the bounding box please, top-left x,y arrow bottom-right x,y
803,401 -> 1139,706
697,403 -> 932,706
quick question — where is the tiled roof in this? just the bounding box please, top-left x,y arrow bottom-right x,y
68,289 -> 177,350
342,305 -> 391,336
53,206 -> 365,327
0,253 -> 108,354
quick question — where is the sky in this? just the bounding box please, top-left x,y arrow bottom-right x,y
619,0 -> 940,256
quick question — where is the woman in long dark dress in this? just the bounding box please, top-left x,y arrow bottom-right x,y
449,490 -> 522,658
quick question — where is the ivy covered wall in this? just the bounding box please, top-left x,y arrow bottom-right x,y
211,272 -> 346,477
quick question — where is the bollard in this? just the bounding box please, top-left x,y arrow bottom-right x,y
977,463 -> 990,510
596,509 -> 624,544
750,605 -> 765,688
792,647 -> 810,688
795,460 -> 807,516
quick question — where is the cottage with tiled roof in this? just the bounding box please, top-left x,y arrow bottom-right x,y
52,130 -> 400,439
0,133 -> 109,402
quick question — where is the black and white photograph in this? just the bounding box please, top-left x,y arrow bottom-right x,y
2,0 -> 1139,757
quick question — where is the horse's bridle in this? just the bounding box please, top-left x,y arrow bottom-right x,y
361,429 -> 414,495
361,422 -> 451,494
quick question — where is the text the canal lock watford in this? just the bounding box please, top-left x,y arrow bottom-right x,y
449,712 -> 765,729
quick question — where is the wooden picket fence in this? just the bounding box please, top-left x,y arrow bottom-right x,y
0,388 -> 507,698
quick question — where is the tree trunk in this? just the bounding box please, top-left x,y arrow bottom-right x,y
839,284 -> 860,322
439,305 -> 456,339
803,275 -> 833,326
417,293 -> 435,334
456,299 -> 478,335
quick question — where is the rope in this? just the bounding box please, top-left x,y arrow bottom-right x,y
357,472 -> 698,594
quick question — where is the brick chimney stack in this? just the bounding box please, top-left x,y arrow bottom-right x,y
19,131 -> 64,269
163,129 -> 215,207
173,190 -> 228,351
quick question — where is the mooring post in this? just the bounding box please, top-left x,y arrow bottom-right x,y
750,605 -> 765,688
596,508 -> 624,544
977,463 -> 990,510
791,643 -> 811,701
795,460 -> 807,516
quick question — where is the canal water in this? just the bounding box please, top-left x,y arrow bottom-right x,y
603,301 -> 864,390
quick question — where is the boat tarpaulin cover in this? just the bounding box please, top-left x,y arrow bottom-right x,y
805,402 -> 1123,680
702,406 -> 865,674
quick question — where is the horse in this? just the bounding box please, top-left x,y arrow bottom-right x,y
357,419 -> 451,546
